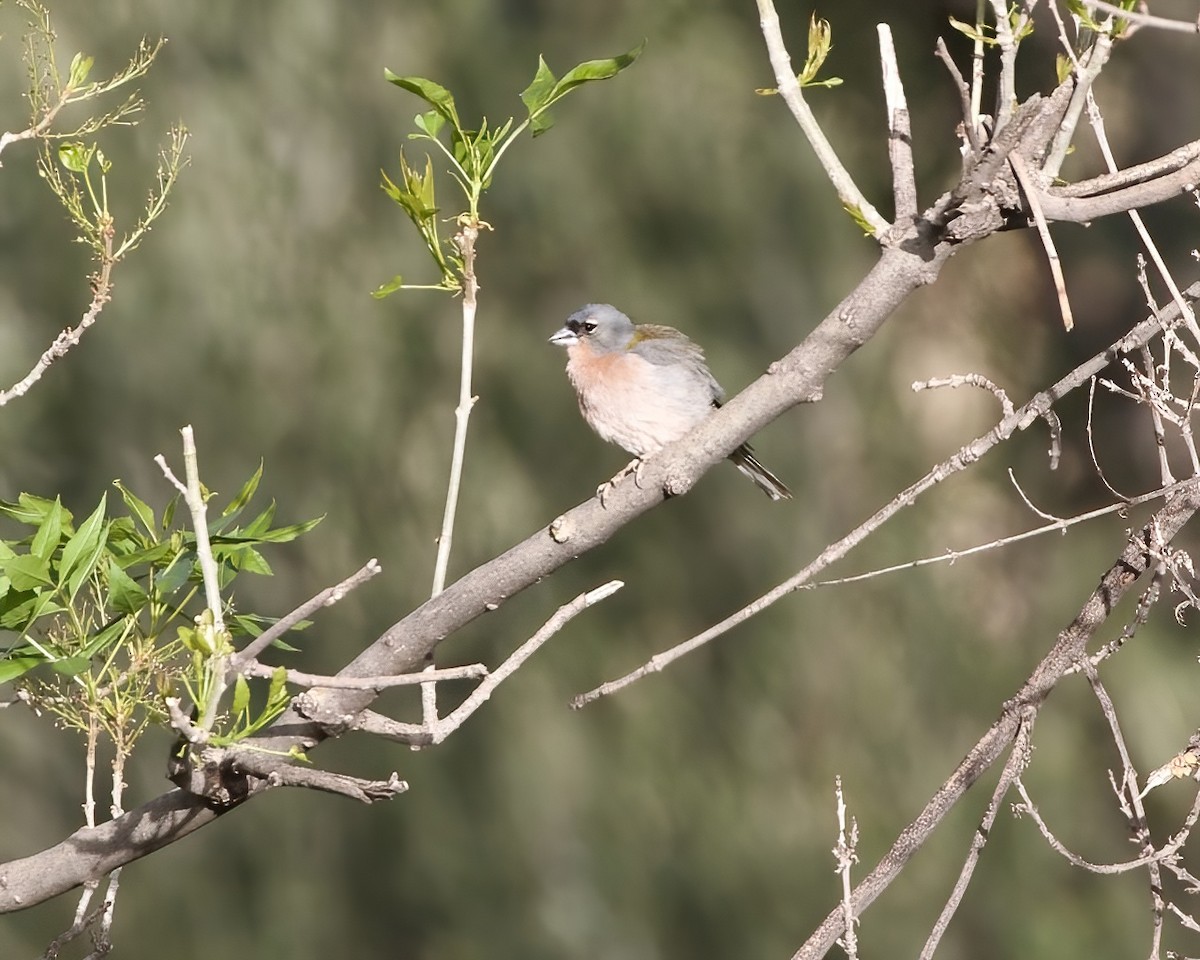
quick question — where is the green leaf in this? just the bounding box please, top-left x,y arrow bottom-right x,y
413,109 -> 446,139
253,515 -> 324,543
0,591 -> 63,630
155,552 -> 194,597
238,500 -> 277,538
948,16 -> 995,45
59,494 -> 107,586
220,461 -> 263,522
843,202 -> 878,237
372,274 -> 405,299
384,72 -> 462,131
162,493 -> 179,531
231,673 -> 251,718
113,480 -> 156,538
112,540 -> 173,571
0,656 -> 42,683
266,665 -> 289,710
29,498 -> 63,562
237,548 -> 272,576
50,656 -> 90,677
0,493 -> 72,527
68,52 -> 95,89
107,558 -> 148,614
3,555 -> 53,591
519,56 -> 558,135
521,41 -> 645,137
58,141 -> 95,173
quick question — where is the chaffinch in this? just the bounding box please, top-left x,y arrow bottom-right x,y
549,303 -> 791,501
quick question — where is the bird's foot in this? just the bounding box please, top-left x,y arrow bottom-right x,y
596,458 -> 644,506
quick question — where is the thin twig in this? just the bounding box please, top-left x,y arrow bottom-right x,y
877,25 -> 917,226
1044,31 -> 1114,179
833,777 -> 859,960
755,0 -> 887,235
155,427 -> 223,628
338,581 -> 624,746
1051,139 -> 1200,199
912,372 -> 1014,418
801,481 -> 1188,590
0,228 -> 115,407
1011,152 -> 1074,330
1080,0 -> 1200,33
969,0 -> 986,138
426,220 -> 483,725
920,716 -> 1033,959
243,661 -> 488,689
1014,778 -> 1200,875
229,559 -> 382,672
1084,90 -> 1200,345
935,37 -> 982,158
987,0 -> 1026,129
1086,375 -> 1134,500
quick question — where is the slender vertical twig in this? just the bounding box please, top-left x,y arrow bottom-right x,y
425,221 -> 482,723
877,25 -> 916,226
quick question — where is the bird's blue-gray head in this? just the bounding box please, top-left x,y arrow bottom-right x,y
549,304 -> 635,353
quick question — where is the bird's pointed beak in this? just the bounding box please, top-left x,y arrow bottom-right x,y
548,326 -> 578,347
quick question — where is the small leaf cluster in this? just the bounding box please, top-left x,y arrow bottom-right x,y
756,15 -> 842,95
12,2 -> 189,266
948,6 -> 1035,45
0,466 -> 320,753
40,123 -> 189,264
1062,0 -> 1138,36
374,42 -> 644,297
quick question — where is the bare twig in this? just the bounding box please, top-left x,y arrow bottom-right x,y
426,220 -> 483,725
1080,0 -> 1200,33
1083,92 -> 1200,345
919,717 -> 1033,959
1044,31 -> 1114,179
229,559 -> 382,672
935,37 -> 982,158
1070,567 -> 1162,672
798,481 -> 1187,589
163,697 -> 206,746
243,662 -> 488,690
1086,375 -> 1134,500
912,372 -> 1014,418
987,0 -> 1031,129
0,228 -> 114,407
969,0 -> 986,139
233,753 -> 407,804
157,426 -> 232,735
1011,151 -> 1074,330
1140,344 -> 1176,485
755,0 -> 887,235
1051,139 -> 1200,199
1013,779 -> 1200,875
320,581 -> 624,747
833,777 -> 859,960
877,25 -> 916,226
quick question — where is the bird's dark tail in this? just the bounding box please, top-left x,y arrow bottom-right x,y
728,444 -> 791,501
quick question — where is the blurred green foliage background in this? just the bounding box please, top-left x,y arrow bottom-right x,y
2,0 -> 1200,956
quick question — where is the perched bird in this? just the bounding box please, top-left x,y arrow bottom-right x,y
549,303 -> 791,500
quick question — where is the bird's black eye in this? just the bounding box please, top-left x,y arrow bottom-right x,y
583,321 -> 597,334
